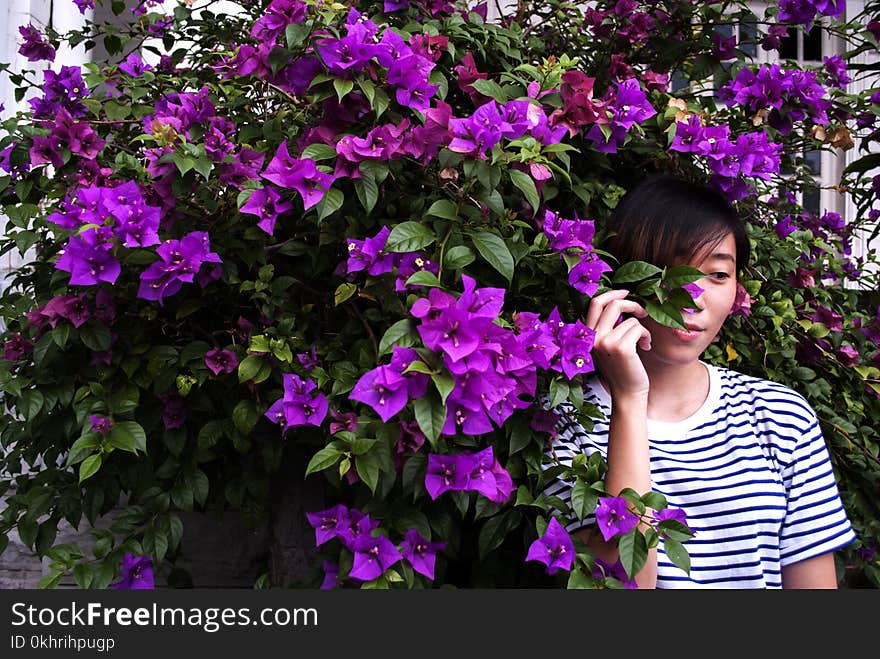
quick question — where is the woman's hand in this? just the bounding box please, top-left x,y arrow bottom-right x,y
585,289 -> 652,400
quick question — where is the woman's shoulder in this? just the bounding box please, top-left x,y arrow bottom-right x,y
710,363 -> 818,424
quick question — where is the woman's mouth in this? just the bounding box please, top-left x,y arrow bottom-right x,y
672,326 -> 703,342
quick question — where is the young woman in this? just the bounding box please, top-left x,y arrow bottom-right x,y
542,175 -> 856,588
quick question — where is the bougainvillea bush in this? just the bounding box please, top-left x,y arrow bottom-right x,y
2,0 -> 880,589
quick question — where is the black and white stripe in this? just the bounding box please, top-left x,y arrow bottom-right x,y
541,363 -> 855,589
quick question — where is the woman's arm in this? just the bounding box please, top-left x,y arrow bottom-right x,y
781,553 -> 838,589
581,290 -> 657,588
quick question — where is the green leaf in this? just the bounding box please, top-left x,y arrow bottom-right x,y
443,245 -> 475,270
613,261 -> 662,284
333,78 -> 354,102
386,221 -> 436,253
404,271 -> 442,288
470,78 -> 508,103
470,232 -> 514,283
238,355 -> 265,383
414,392 -> 446,446
661,265 -> 705,288
305,445 -> 343,477
73,563 -> 94,589
549,378 -> 569,409
67,433 -> 100,466
478,510 -> 519,561
571,479 -> 598,522
316,187 -> 344,222
79,322 -> 112,352
426,199 -> 458,221
641,491 -> 668,511
356,452 -> 381,495
285,22 -> 310,48
618,530 -> 648,579
663,538 -> 691,575
107,425 -> 138,453
21,390 -> 44,420
79,454 -> 102,483
431,372 -> 455,405
378,319 -> 418,356
645,300 -> 686,330
37,572 -> 62,590
301,143 -> 338,162
567,568 -> 594,589
335,282 -> 357,306
509,169 -> 540,214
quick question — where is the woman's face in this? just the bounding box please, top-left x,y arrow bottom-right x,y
638,232 -> 739,368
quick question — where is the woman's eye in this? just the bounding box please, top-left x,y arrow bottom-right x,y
709,272 -> 730,280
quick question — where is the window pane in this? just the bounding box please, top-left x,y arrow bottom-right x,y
803,187 -> 821,215
671,69 -> 689,92
805,149 -> 822,175
803,25 -> 822,61
715,23 -> 734,38
740,14 -> 758,58
780,27 -> 798,59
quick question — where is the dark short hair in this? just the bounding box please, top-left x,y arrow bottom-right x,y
606,175 -> 750,271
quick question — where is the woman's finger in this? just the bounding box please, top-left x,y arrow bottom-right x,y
591,298 -> 648,336
584,289 -> 629,329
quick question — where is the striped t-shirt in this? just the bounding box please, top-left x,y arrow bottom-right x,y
542,362 -> 856,589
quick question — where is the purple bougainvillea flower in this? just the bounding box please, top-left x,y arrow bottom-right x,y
425,453 -> 472,499
119,51 -> 153,77
595,496 -> 640,542
329,409 -> 358,434
296,346 -> 318,370
348,534 -> 401,582
465,446 -> 498,500
654,507 -> 690,529
681,282 -> 704,313
261,142 -> 335,210
89,415 -> 114,435
593,557 -> 637,589
264,373 -> 328,429
335,509 -> 380,549
729,282 -> 753,317
137,231 -> 222,304
18,24 -> 55,62
306,504 -> 349,547
205,348 -> 238,375
239,186 -> 293,236
320,561 -> 339,589
55,227 -> 121,287
400,529 -> 446,580
114,554 -> 154,589
349,366 -> 409,423
525,518 -> 575,575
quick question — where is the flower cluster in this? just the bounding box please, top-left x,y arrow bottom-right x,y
778,0 -> 845,29
114,554 -> 154,589
349,346 -> 429,422
342,225 -> 439,291
137,231 -> 222,303
18,24 -> 55,62
28,66 -> 90,120
542,210 -> 611,296
264,373 -> 329,430
307,504 -> 446,585
448,96 -> 566,158
425,445 -> 514,503
718,64 -> 831,136
584,78 -> 657,154
670,114 -> 782,202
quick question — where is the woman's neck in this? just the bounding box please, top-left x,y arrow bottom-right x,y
642,359 -> 710,423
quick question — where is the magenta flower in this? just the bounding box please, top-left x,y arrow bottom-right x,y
329,410 -> 358,434
239,186 -> 293,236
18,24 -> 55,62
89,415 -> 114,435
320,561 -> 339,589
119,51 -> 153,77
265,374 -> 329,429
114,554 -> 154,589
595,496 -> 640,542
306,504 -> 350,547
729,282 -> 753,317
349,347 -> 429,422
654,507 -> 689,527
525,518 -> 575,575
593,557 -> 637,589
400,529 -> 446,580
425,453 -> 472,499
348,534 -> 401,582
205,349 -> 238,375
137,231 -> 222,304
261,142 -> 335,210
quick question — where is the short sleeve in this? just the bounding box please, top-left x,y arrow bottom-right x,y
778,405 -> 856,566
539,401 -> 599,534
